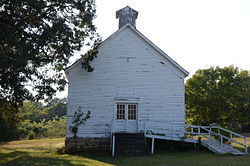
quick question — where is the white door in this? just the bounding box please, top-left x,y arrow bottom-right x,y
115,103 -> 138,133
126,104 -> 137,133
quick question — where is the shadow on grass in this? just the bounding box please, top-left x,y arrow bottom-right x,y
76,152 -> 151,166
0,141 -> 10,146
0,148 -> 78,166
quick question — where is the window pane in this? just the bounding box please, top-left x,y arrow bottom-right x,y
117,104 -> 125,119
128,104 -> 136,120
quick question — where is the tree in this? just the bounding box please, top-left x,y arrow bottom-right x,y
0,112 -> 19,141
18,101 -> 44,122
0,0 -> 100,117
18,99 -> 67,122
185,66 -> 250,131
43,98 -> 67,119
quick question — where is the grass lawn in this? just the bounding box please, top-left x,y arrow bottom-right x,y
0,137 -> 249,166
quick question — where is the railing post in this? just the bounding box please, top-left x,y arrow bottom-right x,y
151,137 -> 155,154
244,136 -> 248,155
111,119 -> 115,134
220,135 -> 223,145
209,127 -> 211,139
198,126 -> 201,139
230,133 -> 233,145
112,134 -> 115,157
191,127 -> 194,140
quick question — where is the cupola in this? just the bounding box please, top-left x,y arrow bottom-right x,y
116,6 -> 138,29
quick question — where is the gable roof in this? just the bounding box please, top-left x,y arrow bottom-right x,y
65,24 -> 189,77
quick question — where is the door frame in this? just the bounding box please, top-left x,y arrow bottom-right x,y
113,99 -> 139,133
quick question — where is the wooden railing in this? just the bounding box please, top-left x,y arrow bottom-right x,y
144,122 -> 248,155
199,125 -> 248,155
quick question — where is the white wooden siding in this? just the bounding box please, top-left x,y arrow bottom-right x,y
66,27 -> 186,138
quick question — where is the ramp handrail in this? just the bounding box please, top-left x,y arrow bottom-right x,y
188,125 -> 248,155
143,122 -> 248,155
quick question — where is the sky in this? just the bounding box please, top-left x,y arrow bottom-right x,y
57,0 -> 250,98
94,0 -> 250,75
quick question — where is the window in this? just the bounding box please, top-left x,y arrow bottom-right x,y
116,104 -> 125,119
128,104 -> 137,120
116,103 -> 137,120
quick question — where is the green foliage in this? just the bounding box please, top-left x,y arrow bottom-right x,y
18,116 -> 66,139
17,98 -> 66,122
0,98 -> 67,141
18,101 -> 45,122
27,130 -> 35,140
186,66 -> 250,131
43,98 -> 67,119
17,119 -> 45,139
0,0 -> 100,113
0,113 -> 19,141
0,101 -> 20,123
0,101 -> 22,141
42,116 -> 67,138
18,99 -> 67,139
69,106 -> 90,138
81,37 -> 102,72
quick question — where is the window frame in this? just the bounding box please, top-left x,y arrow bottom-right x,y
115,102 -> 138,121
116,104 -> 125,120
128,104 -> 137,120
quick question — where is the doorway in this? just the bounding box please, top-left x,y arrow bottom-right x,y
115,103 -> 138,133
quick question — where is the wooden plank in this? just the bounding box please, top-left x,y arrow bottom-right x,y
145,134 -> 199,143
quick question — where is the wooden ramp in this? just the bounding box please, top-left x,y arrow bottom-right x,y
143,124 -> 248,156
201,139 -> 244,155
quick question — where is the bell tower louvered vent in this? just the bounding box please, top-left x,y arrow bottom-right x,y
116,6 -> 138,29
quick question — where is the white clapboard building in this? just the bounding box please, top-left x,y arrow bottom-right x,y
64,6 -> 189,155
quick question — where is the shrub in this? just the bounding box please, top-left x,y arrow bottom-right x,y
27,131 -> 35,140
69,106 -> 90,138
